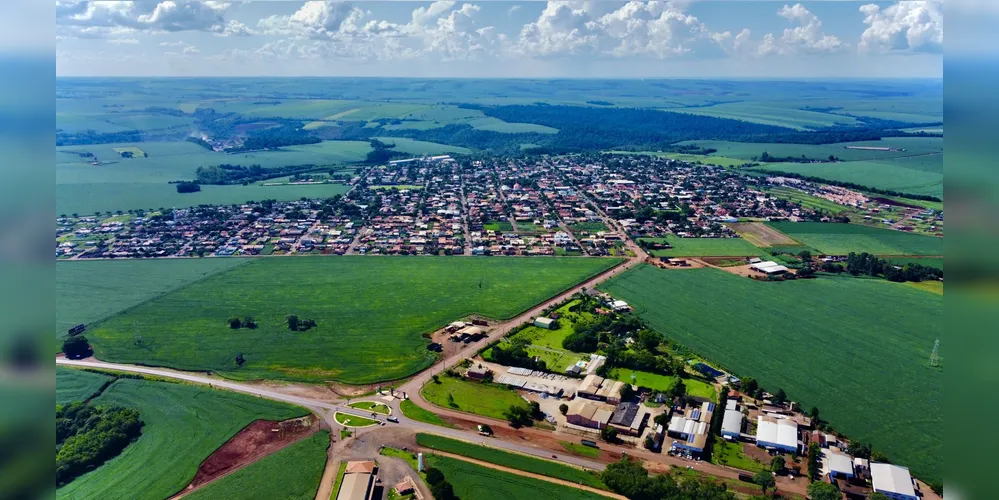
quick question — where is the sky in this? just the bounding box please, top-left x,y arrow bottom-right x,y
55,0 -> 945,78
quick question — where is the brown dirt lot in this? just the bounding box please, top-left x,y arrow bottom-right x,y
184,417 -> 319,490
729,222 -> 799,247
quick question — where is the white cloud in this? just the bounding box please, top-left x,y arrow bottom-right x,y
218,19 -> 255,37
517,2 -> 599,56
56,0 -> 231,39
859,0 -> 943,54
508,5 -> 521,17
771,3 -> 846,55
108,37 -> 140,45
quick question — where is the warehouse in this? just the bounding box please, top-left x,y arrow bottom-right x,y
750,261 -> 789,275
870,463 -> 918,500
565,399 -> 613,430
721,400 -> 744,440
755,415 -> 799,453
576,374 -> 626,404
608,402 -> 649,436
666,401 -> 715,455
823,449 -> 855,480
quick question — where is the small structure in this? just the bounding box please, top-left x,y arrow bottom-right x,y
576,374 -> 626,404
394,477 -> 417,496
534,317 -> 556,329
565,399 -> 613,430
755,416 -> 799,454
870,463 -> 918,500
337,461 -> 377,500
466,365 -> 491,380
610,300 -> 631,312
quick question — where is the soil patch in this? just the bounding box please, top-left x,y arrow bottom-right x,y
185,416 -> 318,490
870,197 -> 921,209
729,222 -> 798,247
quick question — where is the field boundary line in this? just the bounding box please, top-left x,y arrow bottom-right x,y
422,449 -> 625,499
418,432 -> 602,474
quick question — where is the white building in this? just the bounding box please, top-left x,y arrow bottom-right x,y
870,463 -> 919,500
755,415 -> 799,453
721,400 -> 744,440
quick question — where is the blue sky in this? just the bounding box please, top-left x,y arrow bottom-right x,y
55,1 -> 944,78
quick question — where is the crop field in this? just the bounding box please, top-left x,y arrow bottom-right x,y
638,237 -> 762,257
86,256 -> 620,384
56,377 -> 307,500
56,258 -> 247,338
680,137 -> 943,162
765,188 -> 850,214
727,222 -> 801,248
425,454 -> 613,500
753,155 -> 943,199
422,375 -> 528,420
907,280 -> 943,295
57,367 -> 113,405
185,430 -> 329,500
372,137 -> 471,155
767,222 -> 943,255
415,434 -> 605,489
599,265 -> 942,482
666,102 -> 861,130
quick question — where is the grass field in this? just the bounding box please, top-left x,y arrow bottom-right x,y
483,221 -> 514,232
86,256 -> 621,384
56,377 -> 308,500
728,222 -> 801,248
425,454 -> 613,500
667,103 -> 861,130
753,155 -> 943,199
599,265 -> 942,482
767,222 -> 943,255
335,412 -> 378,427
711,438 -> 764,473
57,367 -> 113,405
569,221 -> 609,234
906,280 -> 943,295
330,461 -> 348,500
347,401 -> 391,415
680,137 -> 943,162
559,441 -> 601,458
422,376 -> 528,420
639,237 -> 762,257
401,399 -> 452,427
185,430 -> 329,500
608,368 -> 680,394
416,434 -> 605,489
56,258 -> 247,338
766,187 -> 849,214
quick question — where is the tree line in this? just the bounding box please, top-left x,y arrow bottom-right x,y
838,252 -> 943,282
56,402 -> 144,486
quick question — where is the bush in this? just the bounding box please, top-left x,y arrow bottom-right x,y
62,336 -> 92,359
228,317 -> 242,329
175,181 -> 201,193
559,403 -> 569,415
424,467 -> 444,485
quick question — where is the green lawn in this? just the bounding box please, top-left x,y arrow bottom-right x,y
330,461 -> 348,500
56,258 -> 247,339
57,367 -> 113,405
711,438 -> 764,473
347,401 -> 391,415
599,265 -> 942,483
421,376 -> 528,420
569,221 -> 609,234
416,434 -> 605,489
185,431 -> 329,500
559,441 -> 601,458
401,399 -> 452,428
86,256 -> 621,384
639,237 -> 762,257
767,222 -> 943,255
682,378 -> 718,400
56,378 -> 308,500
483,221 -> 514,232
335,412 -> 378,427
608,368 -> 680,394
425,454 -> 613,500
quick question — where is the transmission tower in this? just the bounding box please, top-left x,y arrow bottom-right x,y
929,339 -> 940,367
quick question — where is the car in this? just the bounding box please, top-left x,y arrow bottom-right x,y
387,416 -> 399,423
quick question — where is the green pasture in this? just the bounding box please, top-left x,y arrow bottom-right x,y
85,256 -> 621,384
425,454 -> 613,500
421,376 -> 528,420
639,237 -> 762,257
57,367 -> 113,405
185,431 -> 329,500
416,434 -> 605,489
753,155 -> 943,199
599,265 -> 942,482
56,377 -> 308,500
766,222 -> 942,255
711,438 -> 765,473
681,137 -> 943,162
56,258 -> 247,338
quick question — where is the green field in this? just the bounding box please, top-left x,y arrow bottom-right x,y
416,434 -> 605,489
401,399 -> 452,427
86,256 -> 621,384
422,376 -> 528,420
766,187 -> 849,214
608,368 -> 680,393
559,441 -> 601,458
639,237 -> 762,257
753,155 -> 943,199
185,431 -> 329,500
57,367 -> 113,405
484,300 -> 593,373
425,454 -> 613,500
335,412 -> 378,427
667,103 -> 861,130
57,258 -> 248,338
767,222 -> 943,255
347,401 -> 391,415
681,137 -> 943,162
56,377 -> 308,500
373,137 -> 471,155
483,221 -> 514,232
569,221 -> 609,234
599,265 -> 942,482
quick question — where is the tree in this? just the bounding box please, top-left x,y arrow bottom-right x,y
771,455 -> 786,474
243,317 -> 257,329
870,451 -> 890,463
798,250 -> 812,262
754,470 -> 775,495
228,317 -> 242,329
62,336 -> 91,359
808,406 -> 820,422
773,388 -> 787,406
637,329 -> 660,351
846,441 -> 871,459
504,405 -> 532,428
807,442 -> 821,481
430,481 -> 456,500
176,181 -> 201,193
559,403 -> 569,415
869,493 -> 891,500
742,378 -> 759,397
644,436 -> 656,450
601,426 -> 619,443
528,401 -> 544,420
432,374 -> 440,384
286,314 -> 299,331
807,481 -> 841,500
619,383 -> 635,403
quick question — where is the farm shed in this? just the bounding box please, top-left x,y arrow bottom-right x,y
871,463 -> 918,500
750,261 -> 789,274
533,317 -> 556,329
755,416 -> 799,454
466,365 -> 491,380
566,399 -> 613,430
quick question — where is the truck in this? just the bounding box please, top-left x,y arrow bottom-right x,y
387,416 -> 399,423
580,439 -> 598,448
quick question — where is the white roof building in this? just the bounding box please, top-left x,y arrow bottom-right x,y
721,408 -> 744,439
871,463 -> 918,500
755,415 -> 799,453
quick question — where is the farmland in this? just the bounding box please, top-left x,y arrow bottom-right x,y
86,256 -> 621,384
415,433 -> 605,489
764,187 -> 849,214
727,222 -> 801,248
888,257 -> 944,270
425,454 -> 614,500
56,376 -> 308,500
599,265 -> 942,482
184,430 -> 329,500
56,258 -> 247,338
372,137 -> 471,155
752,155 -> 943,199
638,237 -> 763,257
57,367 -> 113,405
766,222 -> 943,255
682,137 -> 944,162
666,102 -> 862,130
422,375 -> 528,420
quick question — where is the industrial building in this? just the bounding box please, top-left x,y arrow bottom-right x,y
576,374 -> 626,404
608,402 -> 649,436
750,261 -> 789,275
870,463 -> 919,500
823,449 -> 856,480
336,461 -> 377,500
667,401 -> 715,455
755,415 -> 799,453
565,399 -> 614,429
721,399 -> 744,440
